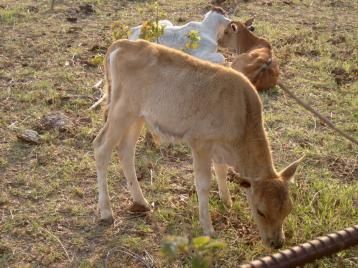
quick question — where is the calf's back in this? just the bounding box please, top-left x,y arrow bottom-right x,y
107,39 -> 262,143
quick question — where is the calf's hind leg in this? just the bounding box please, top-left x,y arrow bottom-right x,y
213,163 -> 232,208
117,119 -> 150,212
93,108 -> 136,223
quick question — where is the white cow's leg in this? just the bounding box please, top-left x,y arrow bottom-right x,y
93,105 -> 136,223
192,143 -> 215,236
213,163 -> 232,208
117,119 -> 150,212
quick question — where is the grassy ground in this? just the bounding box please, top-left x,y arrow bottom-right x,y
0,0 -> 357,267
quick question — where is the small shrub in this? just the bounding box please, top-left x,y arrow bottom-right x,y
139,20 -> 165,42
161,236 -> 226,268
112,20 -> 131,40
91,54 -> 104,65
185,30 -> 201,50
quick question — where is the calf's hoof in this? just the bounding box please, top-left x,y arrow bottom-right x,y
203,228 -> 217,238
99,215 -> 114,226
221,197 -> 233,209
128,202 -> 151,213
219,191 -> 233,209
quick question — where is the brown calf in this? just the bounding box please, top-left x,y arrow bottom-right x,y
219,20 -> 280,91
93,39 -> 303,248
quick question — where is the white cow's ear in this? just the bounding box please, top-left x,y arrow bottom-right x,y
231,23 -> 238,32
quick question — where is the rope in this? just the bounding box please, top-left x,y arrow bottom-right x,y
278,81 -> 358,146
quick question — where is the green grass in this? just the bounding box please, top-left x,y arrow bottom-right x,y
0,7 -> 25,24
0,0 -> 357,267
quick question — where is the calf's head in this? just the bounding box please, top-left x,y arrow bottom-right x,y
204,7 -> 231,38
237,158 -> 302,248
218,19 -> 256,51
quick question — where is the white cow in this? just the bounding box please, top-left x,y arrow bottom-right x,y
129,7 -> 231,64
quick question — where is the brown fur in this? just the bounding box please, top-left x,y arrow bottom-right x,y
219,21 -> 280,91
94,40 -> 302,248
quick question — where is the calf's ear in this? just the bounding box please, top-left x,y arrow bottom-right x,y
231,22 -> 238,32
279,155 -> 305,182
244,18 -> 254,27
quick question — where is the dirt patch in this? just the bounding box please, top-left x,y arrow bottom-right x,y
327,156 -> 358,182
331,67 -> 353,85
328,34 -> 346,45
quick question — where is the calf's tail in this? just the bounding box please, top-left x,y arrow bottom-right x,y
89,46 -> 113,122
102,53 -> 112,121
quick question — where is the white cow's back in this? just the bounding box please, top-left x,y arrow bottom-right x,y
128,11 -> 231,63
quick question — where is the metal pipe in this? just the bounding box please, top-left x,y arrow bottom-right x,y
240,225 -> 358,268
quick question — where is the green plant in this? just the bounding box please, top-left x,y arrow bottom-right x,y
185,30 -> 201,50
161,236 -> 226,268
139,20 -> 165,42
90,54 -> 104,65
112,1 -> 166,43
112,20 -> 131,40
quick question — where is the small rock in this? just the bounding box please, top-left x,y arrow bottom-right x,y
17,129 -> 41,144
40,112 -> 74,131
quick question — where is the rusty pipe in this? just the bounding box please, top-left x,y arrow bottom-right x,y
240,225 -> 358,268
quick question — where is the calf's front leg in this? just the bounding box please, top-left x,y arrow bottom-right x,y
192,145 -> 215,236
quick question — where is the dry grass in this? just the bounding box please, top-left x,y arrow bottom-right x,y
0,0 -> 357,267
